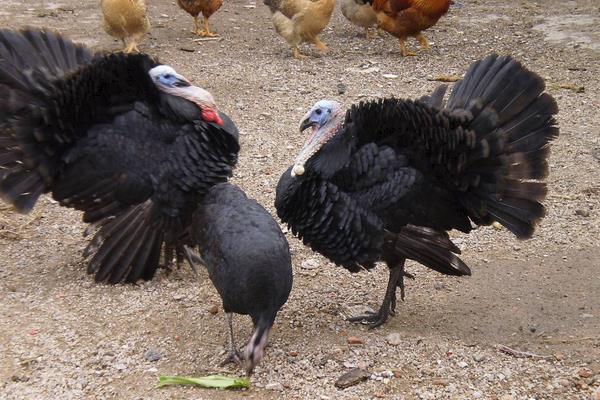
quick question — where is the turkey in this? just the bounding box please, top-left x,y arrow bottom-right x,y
275,54 -> 559,327
192,183 -> 292,375
0,28 -> 239,284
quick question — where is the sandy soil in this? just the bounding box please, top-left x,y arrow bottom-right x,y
0,0 -> 599,399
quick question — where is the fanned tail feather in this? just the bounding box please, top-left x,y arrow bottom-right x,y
85,200 -> 166,284
389,225 -> 470,276
447,54 -> 559,239
0,28 -> 92,212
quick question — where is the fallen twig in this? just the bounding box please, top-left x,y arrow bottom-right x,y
192,37 -> 224,42
497,345 -> 554,359
427,75 -> 461,82
542,336 -> 600,344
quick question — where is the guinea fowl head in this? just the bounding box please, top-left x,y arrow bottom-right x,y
292,100 -> 344,177
148,65 -> 223,125
243,319 -> 272,376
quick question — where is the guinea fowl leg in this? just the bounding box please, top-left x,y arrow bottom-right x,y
348,259 -> 406,328
220,313 -> 244,367
399,37 -> 416,57
199,16 -> 218,37
416,33 -> 431,51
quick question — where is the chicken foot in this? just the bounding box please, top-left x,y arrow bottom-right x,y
193,16 -> 218,37
416,33 -> 430,50
292,46 -> 308,59
348,259 -> 407,328
220,313 -> 244,367
311,36 -> 328,53
399,37 -> 416,57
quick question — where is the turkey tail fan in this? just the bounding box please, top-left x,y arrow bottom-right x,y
447,54 -> 559,239
0,28 -> 93,212
85,200 -> 167,284
388,226 -> 471,276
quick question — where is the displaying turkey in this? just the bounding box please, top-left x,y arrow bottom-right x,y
0,28 -> 239,284
275,54 -> 559,327
192,183 -> 292,375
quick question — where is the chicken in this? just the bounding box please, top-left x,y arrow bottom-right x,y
177,0 -> 223,37
264,0 -> 336,59
101,0 -> 150,53
368,0 -> 452,56
340,0 -> 378,39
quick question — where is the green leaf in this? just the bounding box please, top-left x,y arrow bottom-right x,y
157,375 -> 251,390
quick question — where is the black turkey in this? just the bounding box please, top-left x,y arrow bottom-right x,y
0,28 -> 239,283
192,183 -> 292,374
275,54 -> 559,327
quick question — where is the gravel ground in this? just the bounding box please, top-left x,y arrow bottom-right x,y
0,0 -> 599,399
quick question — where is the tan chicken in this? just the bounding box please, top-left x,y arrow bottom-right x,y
264,0 -> 336,59
340,0 -> 378,39
177,0 -> 223,37
101,0 -> 150,53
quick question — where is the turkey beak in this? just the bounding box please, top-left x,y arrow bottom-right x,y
173,73 -> 191,88
299,117 -> 316,133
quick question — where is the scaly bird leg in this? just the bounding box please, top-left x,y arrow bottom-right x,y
312,36 -> 328,53
399,37 -> 416,57
192,16 -> 203,35
123,39 -> 140,53
199,16 -> 218,37
348,259 -> 406,328
415,33 -> 430,51
292,46 -> 307,59
220,313 -> 244,367
364,27 -> 376,40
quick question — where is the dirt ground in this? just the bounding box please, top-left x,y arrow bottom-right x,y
0,0 -> 599,399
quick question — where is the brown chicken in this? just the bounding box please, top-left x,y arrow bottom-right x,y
341,0 -> 378,39
369,0 -> 452,56
177,0 -> 223,37
101,0 -> 150,53
264,0 -> 335,59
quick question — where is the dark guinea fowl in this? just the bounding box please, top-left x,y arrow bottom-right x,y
192,183 -> 292,374
275,54 -> 559,327
0,28 -> 239,284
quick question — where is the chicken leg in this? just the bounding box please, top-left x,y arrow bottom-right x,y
199,16 -> 218,37
220,313 -> 244,367
416,33 -> 430,51
399,37 -> 416,57
292,46 -> 308,59
312,36 -> 328,53
348,258 -> 407,328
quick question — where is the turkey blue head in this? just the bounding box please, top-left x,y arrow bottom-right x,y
293,100 -> 345,177
149,65 -> 223,125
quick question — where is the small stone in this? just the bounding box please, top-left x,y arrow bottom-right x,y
208,304 -> 219,315
114,363 -> 127,371
499,395 -> 513,400
473,354 -> 485,362
575,209 -> 590,217
288,351 -> 298,357
484,373 -> 494,381
347,336 -> 364,345
578,369 -> 592,378
334,368 -> 371,389
178,47 -> 195,53
433,282 -> 445,290
301,259 -> 320,270
432,378 -> 448,386
557,378 -> 570,387
336,83 -> 347,95
457,361 -> 468,368
386,332 -> 402,346
144,348 -> 161,362
11,375 -> 30,382
172,293 -> 184,301
265,382 -> 283,391
581,313 -> 594,319
382,73 -> 398,79
554,352 -> 565,361
473,391 -> 483,398
492,221 -> 502,229
391,369 -> 402,378
529,326 -> 537,333
591,387 -> 600,400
